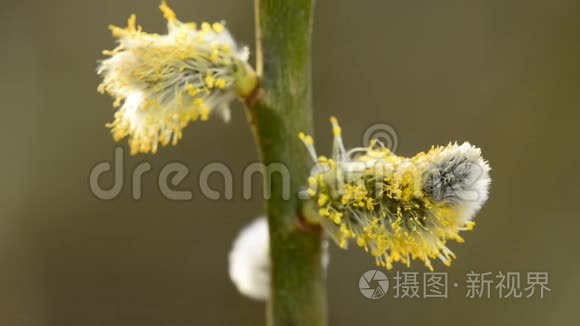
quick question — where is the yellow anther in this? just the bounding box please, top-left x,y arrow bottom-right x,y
185,84 -> 200,96
328,159 -> 336,170
330,116 -> 341,136
298,132 -> 313,145
210,50 -> 220,63
465,221 -> 476,231
331,212 -> 343,224
189,107 -> 199,121
183,22 -> 197,30
204,75 -> 215,88
215,79 -> 227,89
212,22 -> 225,33
201,22 -> 212,32
317,194 -> 328,206
308,177 -> 317,187
108,25 -> 124,38
159,1 -> 177,21
127,14 -> 137,32
199,105 -> 210,121
113,97 -> 122,108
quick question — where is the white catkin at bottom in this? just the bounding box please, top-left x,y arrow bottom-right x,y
228,216 -> 330,301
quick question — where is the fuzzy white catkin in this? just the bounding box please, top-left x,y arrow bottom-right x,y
228,217 -> 270,300
228,217 -> 330,301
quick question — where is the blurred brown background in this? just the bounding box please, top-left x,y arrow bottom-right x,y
1,0 -> 579,325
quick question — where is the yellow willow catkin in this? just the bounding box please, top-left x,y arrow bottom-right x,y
97,1 -> 257,155
300,117 -> 491,271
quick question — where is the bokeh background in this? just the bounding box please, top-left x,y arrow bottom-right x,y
1,0 -> 579,325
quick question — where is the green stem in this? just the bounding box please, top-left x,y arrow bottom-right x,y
245,0 -> 326,325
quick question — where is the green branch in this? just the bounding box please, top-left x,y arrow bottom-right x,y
245,0 -> 326,325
